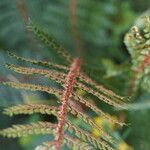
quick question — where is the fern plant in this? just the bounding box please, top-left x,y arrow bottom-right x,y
124,15 -> 150,95
0,21 -> 127,150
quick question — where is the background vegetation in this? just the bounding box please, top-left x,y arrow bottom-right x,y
0,0 -> 150,150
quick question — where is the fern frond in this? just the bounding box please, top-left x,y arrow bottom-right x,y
1,58 -> 125,149
27,21 -> 72,63
64,134 -> 93,150
0,1 -> 129,149
3,104 -> 58,116
65,120 -> 114,150
3,82 -> 61,97
6,63 -> 66,85
8,51 -> 69,71
0,121 -> 56,138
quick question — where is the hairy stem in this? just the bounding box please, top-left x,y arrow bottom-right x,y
55,58 -> 81,150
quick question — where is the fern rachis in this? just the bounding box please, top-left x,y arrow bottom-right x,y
55,58 -> 81,150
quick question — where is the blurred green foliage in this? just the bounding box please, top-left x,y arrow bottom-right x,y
0,0 -> 150,150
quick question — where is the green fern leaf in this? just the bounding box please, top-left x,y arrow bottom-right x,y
27,21 -> 72,63
3,104 -> 58,116
8,51 -> 68,71
0,122 -> 56,138
3,82 -> 61,97
6,63 -> 65,85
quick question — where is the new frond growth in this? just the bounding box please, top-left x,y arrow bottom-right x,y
0,21 -> 127,150
124,15 -> 150,94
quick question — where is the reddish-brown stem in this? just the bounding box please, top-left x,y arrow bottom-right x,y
55,58 -> 82,150
16,0 -> 39,52
16,0 -> 29,25
69,0 -> 84,56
